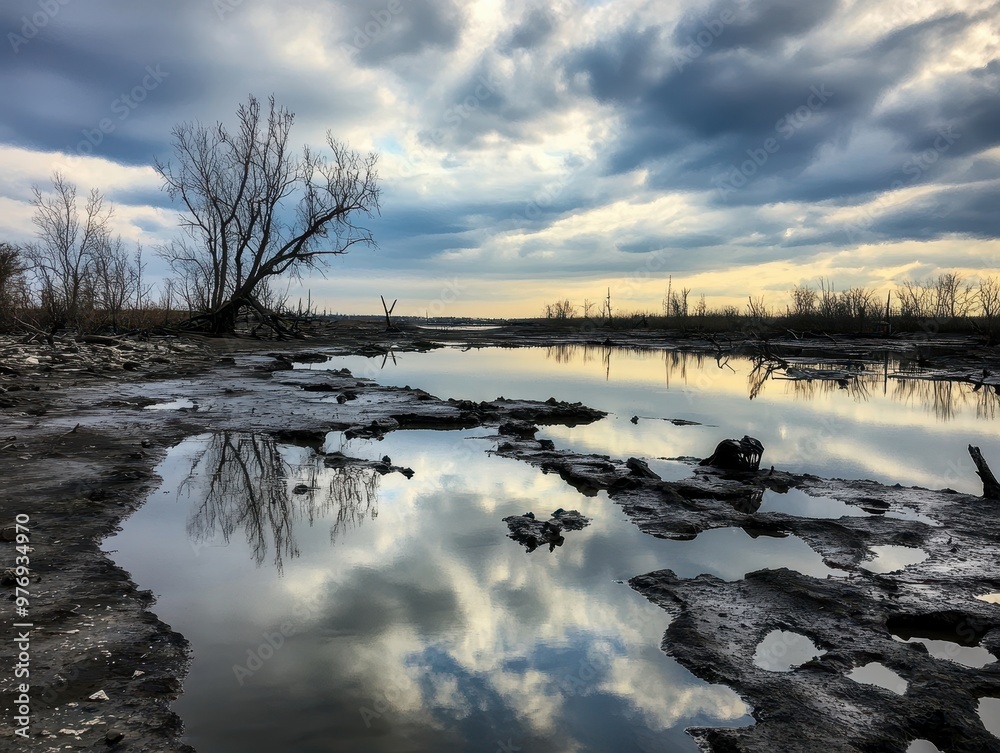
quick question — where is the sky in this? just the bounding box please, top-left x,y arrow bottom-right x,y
1,0 -> 998,318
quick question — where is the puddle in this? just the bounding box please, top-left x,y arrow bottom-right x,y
759,488 -> 871,519
894,636 -> 996,668
657,527 -> 837,581
860,545 -> 929,574
979,697 -> 1000,738
847,662 -> 908,694
144,398 -> 198,411
106,429 -> 755,753
759,489 -> 937,525
977,593 -> 1000,604
753,630 -> 826,672
644,458 -> 697,482
906,741 -> 943,753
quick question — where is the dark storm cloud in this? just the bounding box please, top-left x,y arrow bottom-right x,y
341,0 -> 465,66
1,0 -> 235,163
672,0 -> 842,54
878,60 -> 1000,161
858,183 -> 1000,243
570,10 -> 974,186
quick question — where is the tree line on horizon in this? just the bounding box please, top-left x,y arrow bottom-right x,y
542,272 -> 1000,339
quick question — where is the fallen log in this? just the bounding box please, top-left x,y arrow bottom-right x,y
968,445 -> 1000,500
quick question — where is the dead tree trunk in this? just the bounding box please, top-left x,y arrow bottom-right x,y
381,296 -> 398,330
968,445 -> 1000,500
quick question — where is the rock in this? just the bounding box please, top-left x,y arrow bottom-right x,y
626,457 -> 661,479
699,435 -> 764,471
89,690 -> 109,701
502,508 -> 591,552
105,729 -> 125,745
498,420 -> 537,439
301,383 -> 337,392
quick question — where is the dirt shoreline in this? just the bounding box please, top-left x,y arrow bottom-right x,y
1,324 -> 998,752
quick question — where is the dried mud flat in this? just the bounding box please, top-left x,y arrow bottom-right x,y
1,323 -> 999,752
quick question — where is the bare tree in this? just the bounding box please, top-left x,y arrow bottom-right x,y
92,241 -> 148,332
0,243 -> 29,330
896,279 -> 931,318
817,277 -> 841,320
24,173 -> 115,330
695,293 -> 707,317
978,276 -> 1000,343
841,286 -> 876,330
746,295 -> 770,321
790,284 -> 817,316
933,272 -> 973,318
156,94 -> 381,335
544,299 -> 575,319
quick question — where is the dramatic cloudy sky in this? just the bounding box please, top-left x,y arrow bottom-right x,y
1,0 -> 998,316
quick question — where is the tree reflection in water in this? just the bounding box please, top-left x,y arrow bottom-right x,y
182,432 -> 380,572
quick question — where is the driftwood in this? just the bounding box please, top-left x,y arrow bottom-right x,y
968,445 -> 1000,500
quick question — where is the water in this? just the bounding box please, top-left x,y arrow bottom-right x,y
892,637 -> 996,668
759,488 -> 939,525
979,698 -> 1000,739
847,663 -> 908,694
298,346 -> 1000,496
859,545 -> 929,574
108,430 -> 756,753
753,630 -> 826,672
105,344 -> 1000,751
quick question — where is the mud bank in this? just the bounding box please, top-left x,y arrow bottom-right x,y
0,342 -> 602,751
491,430 -> 1000,752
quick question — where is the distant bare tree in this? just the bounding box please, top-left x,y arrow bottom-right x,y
24,173 -> 115,329
695,293 -> 707,317
817,277 -> 841,320
92,242 -> 149,332
842,286 -> 876,329
790,284 -> 817,316
0,243 -> 29,330
896,279 -> 931,318
978,276 -> 1000,343
544,299 -> 575,319
933,272 -> 973,318
746,295 -> 770,321
156,94 -> 381,335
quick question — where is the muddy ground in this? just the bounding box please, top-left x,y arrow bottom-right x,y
1,321 -> 998,752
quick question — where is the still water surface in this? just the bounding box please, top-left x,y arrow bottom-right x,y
107,345 -> 999,751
